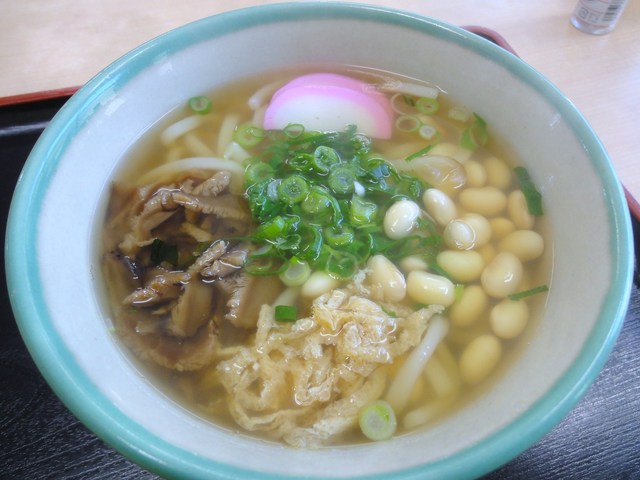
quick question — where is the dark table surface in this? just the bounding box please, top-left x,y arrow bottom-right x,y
1,94 -> 639,480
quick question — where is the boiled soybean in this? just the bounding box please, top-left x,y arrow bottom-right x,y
459,334 -> 502,385
407,271 -> 455,307
481,252 -> 523,298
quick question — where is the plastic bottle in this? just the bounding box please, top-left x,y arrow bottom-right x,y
570,0 -> 629,35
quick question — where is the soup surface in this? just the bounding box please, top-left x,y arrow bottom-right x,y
102,67 -> 549,447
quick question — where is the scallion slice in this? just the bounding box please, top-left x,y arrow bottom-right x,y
514,166 -> 544,216
279,257 -> 311,287
415,96 -> 440,115
328,165 -> 357,196
325,249 -> 359,280
244,255 -> 285,276
283,123 -> 305,138
324,224 -> 355,247
245,162 -> 275,185
233,122 -> 265,148
395,115 -> 421,133
508,284 -> 549,301
277,175 -> 309,204
405,144 -> 433,162
461,113 -> 489,150
187,96 -> 212,115
313,146 -> 340,174
358,400 -> 397,441
350,196 -> 378,226
448,105 -> 471,123
253,216 -> 288,241
275,305 -> 298,322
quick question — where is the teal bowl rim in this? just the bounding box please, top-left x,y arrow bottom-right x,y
4,2 -> 633,479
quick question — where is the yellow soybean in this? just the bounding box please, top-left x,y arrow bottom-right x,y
443,219 -> 476,250
459,334 -> 503,385
490,299 -> 529,339
507,190 -> 535,229
367,254 -> 407,302
459,187 -> 507,216
498,230 -> 544,262
462,213 -> 491,247
436,250 -> 485,283
481,252 -> 523,298
464,160 -> 487,187
423,188 -> 457,226
489,217 -> 516,240
449,285 -> 488,328
407,271 -> 455,307
301,271 -> 340,298
484,156 -> 512,189
384,199 -> 420,239
399,255 -> 429,273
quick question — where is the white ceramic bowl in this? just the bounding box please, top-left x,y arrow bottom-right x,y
6,3 -> 633,479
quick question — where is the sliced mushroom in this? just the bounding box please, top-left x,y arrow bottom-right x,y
122,319 -> 219,372
224,274 -> 284,328
201,242 -> 251,279
188,240 -> 229,276
106,252 -> 219,372
166,279 -> 215,338
170,191 -> 249,220
122,270 -> 191,307
189,170 -> 231,197
117,171 -> 243,256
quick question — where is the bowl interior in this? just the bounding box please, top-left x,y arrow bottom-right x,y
7,3 -> 632,479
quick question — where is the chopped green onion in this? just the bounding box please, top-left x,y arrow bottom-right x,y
390,93 -> 416,115
298,224 -> 324,261
245,162 -> 275,185
279,256 -> 311,286
461,114 -> 489,150
328,165 -> 357,196
358,400 -> 397,441
405,144 -> 434,162
419,124 -> 438,141
278,175 -> 309,204
312,146 -> 340,174
514,166 -> 544,216
403,95 -> 416,107
275,305 -> 298,322
301,187 -> 334,222
454,283 -> 465,302
253,216 -> 288,241
187,96 -> 212,114
234,123 -> 264,148
283,123 -> 305,138
325,249 -> 359,279
324,224 -> 355,247
448,105 -> 471,123
395,115 -> 421,133
415,97 -> 440,115
276,233 -> 301,251
350,196 -> 378,226
508,284 -> 549,301
244,254 -> 285,276
287,153 -> 312,171
242,127 -> 434,281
